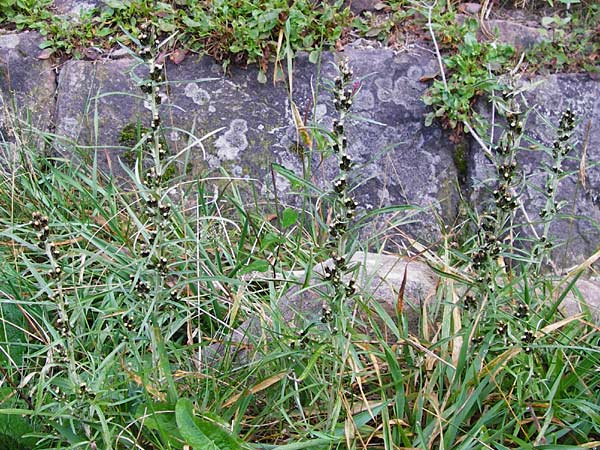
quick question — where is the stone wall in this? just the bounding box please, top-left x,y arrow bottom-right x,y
0,30 -> 598,267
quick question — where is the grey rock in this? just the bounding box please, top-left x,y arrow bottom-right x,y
54,58 -> 145,168
279,251 -> 439,330
197,251 -> 439,368
470,74 -> 600,267
52,0 -> 101,17
458,3 -> 482,15
486,19 -> 552,50
274,252 -> 600,328
199,251 -> 600,368
563,278 -> 600,321
54,48 -> 460,245
0,32 -> 56,140
345,0 -> 382,14
456,14 -> 552,50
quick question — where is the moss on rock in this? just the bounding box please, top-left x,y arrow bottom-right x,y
453,141 -> 469,184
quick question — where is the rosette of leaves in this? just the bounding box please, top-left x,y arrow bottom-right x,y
423,18 -> 515,133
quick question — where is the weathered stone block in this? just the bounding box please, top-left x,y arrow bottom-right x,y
54,46 -> 460,246
0,32 -> 55,140
55,57 -> 145,167
486,19 -> 553,50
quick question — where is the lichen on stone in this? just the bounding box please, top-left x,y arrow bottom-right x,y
184,82 -> 211,106
0,34 -> 21,50
215,119 -> 248,160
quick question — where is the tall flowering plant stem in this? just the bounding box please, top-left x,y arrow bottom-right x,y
470,89 -> 526,295
124,22 -> 183,337
532,109 -> 576,271
320,58 -> 360,336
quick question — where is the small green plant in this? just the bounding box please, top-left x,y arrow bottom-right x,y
0,24 -> 252,449
0,0 -> 51,25
424,84 -> 600,448
423,17 -> 515,133
526,3 -> 600,74
178,0 -> 351,71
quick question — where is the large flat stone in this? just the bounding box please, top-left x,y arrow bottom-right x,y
200,251 -> 599,367
470,74 -> 600,267
54,46 -> 460,246
200,251 -> 440,367
564,278 -> 600,320
0,32 -> 55,140
456,14 -> 553,50
273,252 -> 600,326
486,19 -> 552,50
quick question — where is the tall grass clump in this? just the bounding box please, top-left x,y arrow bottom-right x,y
0,26 -> 599,450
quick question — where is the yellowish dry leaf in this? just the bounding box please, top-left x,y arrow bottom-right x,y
223,372 -> 286,408
291,101 -> 312,147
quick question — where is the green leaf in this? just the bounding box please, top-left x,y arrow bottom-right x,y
536,446 -> 589,450
175,398 -> 242,450
39,39 -> 54,49
463,31 -> 478,47
424,112 -> 434,127
308,49 -> 320,64
238,259 -> 270,275
281,207 -> 298,228
365,26 -> 384,37
102,0 -> 126,8
0,302 -> 27,366
260,231 -> 282,250
158,19 -> 176,32
256,9 -> 281,31
302,34 -> 314,48
96,27 -> 111,37
181,15 -> 207,28
135,402 -> 183,447
422,94 -> 434,106
271,163 -> 325,195
0,392 -> 35,449
541,16 -> 555,28
352,204 -> 418,229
